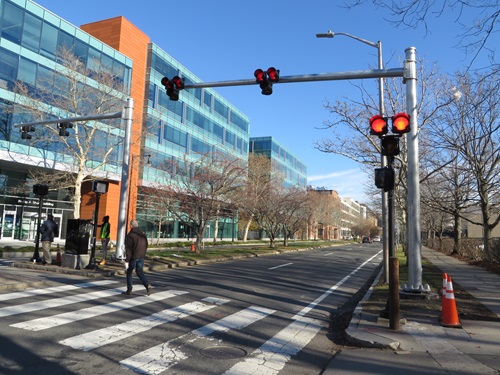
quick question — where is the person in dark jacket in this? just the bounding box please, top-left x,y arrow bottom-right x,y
40,214 -> 58,264
123,220 -> 152,295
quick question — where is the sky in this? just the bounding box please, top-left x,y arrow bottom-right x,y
32,0 -> 497,204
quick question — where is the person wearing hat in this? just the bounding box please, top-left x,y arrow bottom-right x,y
98,215 -> 111,265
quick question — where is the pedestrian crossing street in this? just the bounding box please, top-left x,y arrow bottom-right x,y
2,280 -> 327,375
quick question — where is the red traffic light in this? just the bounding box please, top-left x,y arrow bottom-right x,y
267,67 -> 279,82
161,77 -> 171,87
172,76 -> 185,89
369,115 -> 388,136
392,112 -> 410,134
254,69 -> 266,83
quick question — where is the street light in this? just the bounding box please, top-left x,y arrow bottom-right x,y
316,30 -> 389,283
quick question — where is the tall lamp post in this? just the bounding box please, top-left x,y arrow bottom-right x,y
316,30 -> 389,282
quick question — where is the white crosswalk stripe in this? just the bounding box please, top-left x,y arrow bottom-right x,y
223,316 -> 323,375
10,290 -> 188,331
59,296 -> 230,351
3,282 -> 331,374
0,280 -> 118,302
0,284 -> 126,318
120,305 -> 275,374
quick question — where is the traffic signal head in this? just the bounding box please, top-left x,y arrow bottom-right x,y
369,115 -> 388,136
375,167 -> 395,192
254,67 -> 278,95
391,112 -> 410,134
381,135 -> 400,156
267,67 -> 280,82
58,122 -> 73,137
161,76 -> 184,101
20,125 -> 35,140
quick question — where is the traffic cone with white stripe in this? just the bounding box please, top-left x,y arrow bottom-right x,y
442,273 -> 448,303
441,275 -> 462,328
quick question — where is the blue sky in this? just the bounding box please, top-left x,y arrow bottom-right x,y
33,0 -> 497,203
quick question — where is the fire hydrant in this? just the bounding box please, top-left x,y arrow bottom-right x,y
190,242 -> 195,252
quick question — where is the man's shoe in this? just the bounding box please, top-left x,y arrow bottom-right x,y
99,259 -> 106,266
122,290 -> 132,295
146,284 -> 152,296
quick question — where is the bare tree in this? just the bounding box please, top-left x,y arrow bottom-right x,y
346,0 -> 500,68
428,69 -> 500,259
12,47 -> 129,218
151,152 -> 246,252
235,153 -> 276,242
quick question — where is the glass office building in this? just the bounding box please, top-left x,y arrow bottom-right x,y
249,136 -> 307,188
0,0 -> 132,241
0,0 -> 251,241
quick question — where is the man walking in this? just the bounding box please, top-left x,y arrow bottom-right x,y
40,214 -> 58,265
123,220 -> 152,296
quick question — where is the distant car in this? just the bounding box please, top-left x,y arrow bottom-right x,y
362,236 -> 372,243
372,236 -> 381,242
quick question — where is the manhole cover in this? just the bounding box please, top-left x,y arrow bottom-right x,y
200,345 -> 247,359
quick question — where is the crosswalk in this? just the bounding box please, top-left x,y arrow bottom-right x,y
2,280 -> 327,375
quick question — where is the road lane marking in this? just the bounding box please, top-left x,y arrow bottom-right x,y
0,280 -> 118,302
59,297 -> 230,351
0,285 -> 125,317
223,250 -> 382,375
120,305 -> 275,374
223,316 -> 323,375
268,262 -> 293,270
293,250 -> 382,320
11,290 -> 188,331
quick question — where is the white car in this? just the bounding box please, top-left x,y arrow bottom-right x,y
372,236 -> 381,242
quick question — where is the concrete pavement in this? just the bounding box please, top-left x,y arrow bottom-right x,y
1,240 -> 499,374
325,247 -> 500,374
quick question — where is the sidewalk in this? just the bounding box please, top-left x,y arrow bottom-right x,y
324,247 -> 500,374
1,242 -> 500,373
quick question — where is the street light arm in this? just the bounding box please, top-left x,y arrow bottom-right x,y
316,30 -> 379,49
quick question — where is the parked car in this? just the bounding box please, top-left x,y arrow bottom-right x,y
362,236 -> 372,243
372,236 -> 381,242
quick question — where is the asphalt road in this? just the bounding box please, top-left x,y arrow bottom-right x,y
0,242 -> 383,375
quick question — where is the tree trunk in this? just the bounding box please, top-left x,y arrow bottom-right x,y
243,218 -> 252,242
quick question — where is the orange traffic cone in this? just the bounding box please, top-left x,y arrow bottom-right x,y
55,244 -> 62,264
441,275 -> 462,328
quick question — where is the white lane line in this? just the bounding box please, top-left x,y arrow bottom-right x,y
292,250 -> 382,320
323,252 -> 333,256
0,286 -> 126,318
0,280 -> 118,302
11,290 -> 188,331
223,316 -> 323,375
222,251 -> 383,375
59,297 -> 230,351
120,306 -> 275,374
268,262 -> 293,270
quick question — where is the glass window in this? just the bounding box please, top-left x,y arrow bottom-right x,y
18,57 -> 37,86
57,30 -> 74,53
1,2 -> 23,44
22,12 -> 42,52
225,131 -> 235,147
164,125 -> 187,147
230,111 -> 249,132
203,91 -> 212,110
0,48 -> 18,88
40,22 -> 58,59
73,39 -> 89,64
214,98 -> 228,119
213,123 -> 223,140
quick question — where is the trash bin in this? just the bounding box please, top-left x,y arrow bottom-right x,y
65,219 -> 91,255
